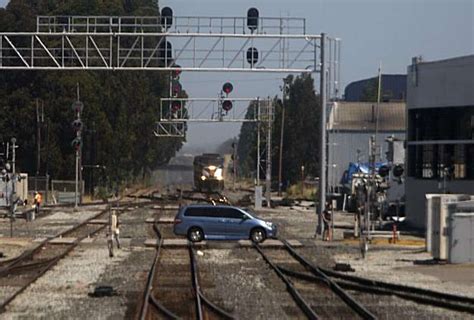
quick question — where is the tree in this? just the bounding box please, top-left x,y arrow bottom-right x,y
0,0 -> 185,190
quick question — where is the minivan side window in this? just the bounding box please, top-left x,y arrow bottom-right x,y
220,208 -> 245,219
184,207 -> 219,217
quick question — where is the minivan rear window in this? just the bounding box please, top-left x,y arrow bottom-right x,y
184,207 -> 219,217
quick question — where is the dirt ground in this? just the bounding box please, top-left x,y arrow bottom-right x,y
0,192 -> 473,319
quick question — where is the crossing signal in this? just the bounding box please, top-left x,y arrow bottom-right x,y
247,47 -> 259,65
161,7 -> 173,29
247,8 -> 259,31
222,100 -> 233,112
222,82 -> 233,95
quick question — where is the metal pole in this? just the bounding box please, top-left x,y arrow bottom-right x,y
256,98 -> 261,186
75,150 -> 79,209
266,99 -> 272,208
35,99 -> 41,192
317,33 -> 327,236
278,81 -> 286,196
77,85 -> 83,205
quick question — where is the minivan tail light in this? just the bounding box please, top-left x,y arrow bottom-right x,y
174,218 -> 182,225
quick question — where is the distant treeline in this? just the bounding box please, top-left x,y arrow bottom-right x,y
0,0 -> 184,187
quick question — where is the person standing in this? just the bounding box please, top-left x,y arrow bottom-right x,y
322,202 -> 333,241
33,191 -> 42,215
108,210 -> 121,257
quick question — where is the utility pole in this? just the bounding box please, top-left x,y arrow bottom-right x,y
278,79 -> 288,197
72,83 -> 84,209
10,137 -> 17,237
317,33 -> 327,237
35,99 -> 44,192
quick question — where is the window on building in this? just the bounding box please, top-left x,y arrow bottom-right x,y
408,143 -> 473,180
408,106 -> 474,141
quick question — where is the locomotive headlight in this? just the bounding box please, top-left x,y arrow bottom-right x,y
201,175 -> 207,181
208,165 -> 217,171
215,168 -> 223,180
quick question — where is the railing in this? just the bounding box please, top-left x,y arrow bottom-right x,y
36,15 -> 306,35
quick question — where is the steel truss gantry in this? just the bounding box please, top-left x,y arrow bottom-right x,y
154,97 -> 264,137
0,13 -> 341,236
0,15 -> 340,74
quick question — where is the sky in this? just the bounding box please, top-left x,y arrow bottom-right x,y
1,0 -> 473,152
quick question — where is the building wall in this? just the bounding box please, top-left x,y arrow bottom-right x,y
327,131 -> 405,192
407,56 -> 474,109
406,55 -> 474,229
405,178 -> 474,228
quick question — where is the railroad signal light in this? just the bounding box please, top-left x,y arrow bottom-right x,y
222,82 -> 233,95
393,164 -> 404,178
172,81 -> 182,96
378,165 -> 390,178
172,65 -> 182,79
71,101 -> 84,114
171,100 -> 181,113
222,99 -> 233,112
158,41 -> 173,66
246,47 -> 259,65
161,7 -> 173,29
71,119 -> 82,131
247,8 -> 259,31
71,137 -> 82,150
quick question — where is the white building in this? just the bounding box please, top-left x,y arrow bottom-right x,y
327,102 -> 406,195
406,55 -> 474,228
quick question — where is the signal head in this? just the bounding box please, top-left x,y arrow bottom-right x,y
171,100 -> 182,112
72,119 -> 82,131
222,82 -> 233,95
222,100 -> 233,111
378,165 -> 390,178
393,164 -> 404,178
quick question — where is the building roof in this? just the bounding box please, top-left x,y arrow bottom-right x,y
344,74 -> 407,102
328,102 -> 406,132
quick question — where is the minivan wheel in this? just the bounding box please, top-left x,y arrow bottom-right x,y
250,228 -> 266,243
188,227 -> 204,242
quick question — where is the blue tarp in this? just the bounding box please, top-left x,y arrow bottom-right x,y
341,162 -> 387,185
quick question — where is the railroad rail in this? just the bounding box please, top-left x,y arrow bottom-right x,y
137,222 -> 233,319
0,199 -> 157,312
253,242 -> 376,319
275,239 -> 474,317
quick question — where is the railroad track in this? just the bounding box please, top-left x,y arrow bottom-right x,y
255,239 -> 474,319
254,241 -> 375,319
137,223 -> 233,320
0,198 -> 159,313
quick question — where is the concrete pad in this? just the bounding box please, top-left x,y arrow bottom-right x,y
238,239 -> 303,247
88,219 -> 108,225
145,217 -> 174,224
49,237 -> 77,244
33,237 -> 48,243
144,239 -> 206,247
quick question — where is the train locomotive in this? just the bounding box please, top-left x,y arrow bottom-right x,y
193,153 -> 225,192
